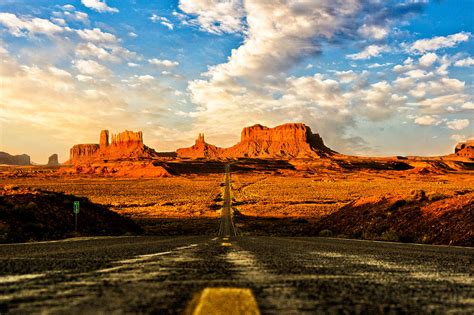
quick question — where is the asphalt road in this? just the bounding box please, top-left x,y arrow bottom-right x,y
218,164 -> 236,238
1,165 -> 473,314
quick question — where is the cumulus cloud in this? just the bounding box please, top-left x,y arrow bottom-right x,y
81,0 -> 119,13
451,134 -> 467,142
63,5 -> 76,11
177,0 -> 245,34
149,58 -> 179,67
181,0 -> 434,153
137,75 -> 154,82
347,45 -> 391,60
0,13 -> 65,37
357,24 -> 389,40
76,28 -> 117,43
418,53 -> 438,67
73,59 -> 110,76
76,42 -> 138,63
447,119 -> 470,130
413,115 -> 440,126
407,32 -> 471,54
454,57 -> 474,67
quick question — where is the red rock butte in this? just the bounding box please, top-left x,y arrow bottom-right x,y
177,123 -> 334,159
455,139 -> 474,158
69,130 -> 157,164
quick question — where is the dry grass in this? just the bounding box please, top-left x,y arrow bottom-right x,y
231,172 -> 474,218
1,176 -> 222,220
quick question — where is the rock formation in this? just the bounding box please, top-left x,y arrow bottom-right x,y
0,152 -> 31,165
225,123 -> 333,158
176,133 -> 225,159
47,154 -> 60,166
177,123 -> 334,159
455,139 -> 474,158
68,130 -> 158,164
100,130 -> 109,149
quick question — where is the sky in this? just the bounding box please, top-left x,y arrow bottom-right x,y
0,0 -> 473,163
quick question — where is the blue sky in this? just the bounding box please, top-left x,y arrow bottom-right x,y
0,0 -> 472,163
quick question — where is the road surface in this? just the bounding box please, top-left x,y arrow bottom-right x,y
218,164 -> 236,238
1,165 -> 473,314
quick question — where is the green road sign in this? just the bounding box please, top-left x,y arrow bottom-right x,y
74,201 -> 80,214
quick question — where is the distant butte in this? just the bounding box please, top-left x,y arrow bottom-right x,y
177,123 -> 334,159
65,123 -> 473,165
0,152 -> 31,165
68,130 -> 158,164
455,139 -> 474,158
47,154 -> 60,166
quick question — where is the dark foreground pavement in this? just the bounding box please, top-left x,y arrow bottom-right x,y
0,235 -> 473,314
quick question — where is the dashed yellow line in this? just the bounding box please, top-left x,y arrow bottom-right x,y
185,287 -> 260,315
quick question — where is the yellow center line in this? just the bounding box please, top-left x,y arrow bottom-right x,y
185,287 -> 260,315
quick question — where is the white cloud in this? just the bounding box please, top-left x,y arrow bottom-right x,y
454,57 -> 474,67
138,75 -> 154,82
73,59 -> 110,76
451,134 -> 466,142
418,53 -> 438,67
76,42 -> 113,61
49,66 -> 72,78
161,21 -> 174,30
358,24 -> 388,40
368,62 -> 393,68
51,18 -> 66,26
127,62 -> 139,67
81,0 -> 119,13
347,45 -> 390,60
149,58 -> 179,67
413,115 -> 440,126
334,70 -> 358,83
63,4 -> 76,11
0,13 -> 65,37
76,74 -> 93,82
76,28 -> 117,43
407,32 -> 471,54
447,119 -> 470,130
149,14 -> 174,30
178,0 -> 245,34
462,102 -> 474,110
128,32 -> 137,38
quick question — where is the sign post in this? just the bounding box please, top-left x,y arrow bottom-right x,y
73,201 -> 80,232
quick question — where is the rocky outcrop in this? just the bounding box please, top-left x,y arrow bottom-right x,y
177,123 -> 334,159
70,144 -> 100,164
68,130 -> 158,164
225,123 -> 333,158
0,152 -> 31,165
176,133 -> 225,159
47,154 -> 60,166
455,139 -> 474,158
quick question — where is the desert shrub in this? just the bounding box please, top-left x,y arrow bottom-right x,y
379,230 -> 399,242
410,190 -> 426,201
427,193 -> 449,202
388,199 -> 406,212
319,229 -> 332,237
292,218 -> 308,223
399,234 -> 415,243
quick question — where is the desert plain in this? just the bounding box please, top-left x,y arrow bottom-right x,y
2,153 -> 473,245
